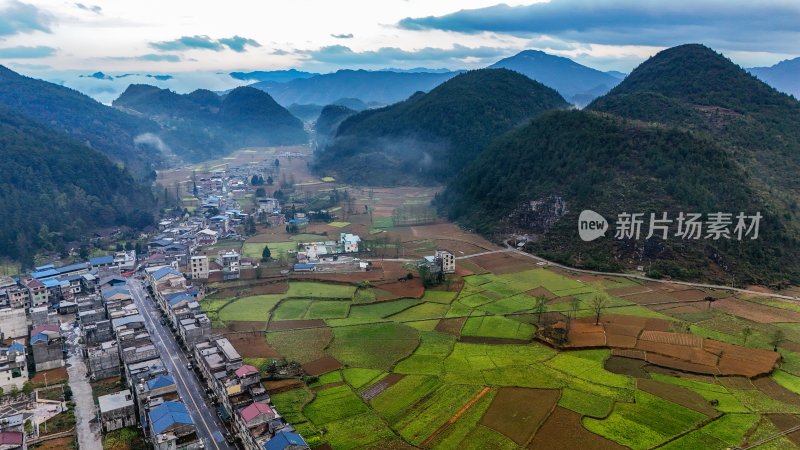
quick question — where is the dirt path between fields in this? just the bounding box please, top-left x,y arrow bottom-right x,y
419,386 -> 492,448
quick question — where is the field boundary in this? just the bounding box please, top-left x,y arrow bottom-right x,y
419,386 -> 492,448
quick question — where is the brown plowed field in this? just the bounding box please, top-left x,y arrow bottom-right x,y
471,252 -> 540,274
267,319 -> 326,331
637,378 -> 720,417
435,317 -> 466,336
222,321 -> 266,332
640,331 -> 704,347
302,356 -> 342,376
481,387 -> 560,445
362,373 -> 405,401
670,289 -> 712,301
528,407 -> 626,450
263,378 -> 305,394
712,297 -> 800,323
605,356 -> 650,378
753,377 -> 800,405
227,333 -> 279,358
766,414 -> 800,445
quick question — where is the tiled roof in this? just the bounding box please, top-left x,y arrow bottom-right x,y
235,365 -> 258,378
240,402 -> 274,423
149,401 -> 193,434
265,432 -> 307,450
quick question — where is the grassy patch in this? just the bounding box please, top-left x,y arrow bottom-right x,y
422,290 -> 458,304
559,388 -> 615,418
389,302 -> 449,322
219,294 -> 282,322
395,384 -> 483,445
371,375 -> 441,424
459,425 -> 518,450
243,241 -> 295,259
323,412 -> 399,449
545,350 -> 633,389
328,323 -> 419,370
583,390 -> 707,449
303,384 -> 369,424
341,368 -> 384,390
266,327 -> 332,364
428,389 -> 497,449
461,315 -> 535,340
288,282 -> 356,299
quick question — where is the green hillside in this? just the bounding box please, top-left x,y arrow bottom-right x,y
316,68 -> 568,185
114,85 -> 308,161
0,65 -> 162,178
441,45 -> 800,286
0,105 -> 155,267
439,110 -> 798,285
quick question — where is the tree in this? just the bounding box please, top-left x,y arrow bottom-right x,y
770,329 -> 785,350
570,297 -> 581,320
274,158 -> 280,168
741,327 -> 752,346
78,244 -> 90,260
261,246 -> 271,262
22,382 -> 32,395
255,188 -> 266,198
246,216 -> 257,235
533,296 -> 547,324
590,294 -> 609,325
267,176 -> 274,185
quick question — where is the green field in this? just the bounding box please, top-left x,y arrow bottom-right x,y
202,257 -> 800,449
218,294 -> 283,322
242,241 -> 295,259
287,282 -> 357,299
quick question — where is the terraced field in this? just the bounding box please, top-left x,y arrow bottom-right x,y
200,264 -> 800,449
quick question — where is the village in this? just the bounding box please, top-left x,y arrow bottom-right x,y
2,146 -> 800,450
0,147 -> 457,450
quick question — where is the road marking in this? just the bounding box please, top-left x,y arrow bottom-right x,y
129,281 -> 224,450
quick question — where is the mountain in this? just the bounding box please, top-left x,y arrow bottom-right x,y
442,44 -> 800,285
331,98 -> 371,111
229,69 -> 318,83
316,69 -> 568,185
114,85 -> 307,161
489,50 -> 622,106
748,57 -> 800,98
287,103 -> 324,122
314,104 -> 357,150
438,110 -> 795,285
605,70 -> 628,80
588,44 -> 800,209
0,104 -> 155,267
250,69 -> 459,106
0,65 -> 162,177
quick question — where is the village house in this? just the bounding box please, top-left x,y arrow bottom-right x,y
0,308 -> 27,339
0,431 -> 25,450
98,390 -> 137,432
189,256 -> 209,280
87,341 -> 121,380
0,342 -> 27,391
264,431 -> 309,450
147,401 -> 201,450
435,249 -> 456,274
23,278 -> 49,307
30,324 -> 64,371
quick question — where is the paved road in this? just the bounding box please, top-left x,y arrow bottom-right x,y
127,279 -> 234,450
66,346 -> 102,450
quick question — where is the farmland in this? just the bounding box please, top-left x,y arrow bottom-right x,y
194,186 -> 800,449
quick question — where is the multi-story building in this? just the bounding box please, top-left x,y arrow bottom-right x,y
0,342 -> 28,391
435,249 -> 456,274
98,390 -> 137,432
147,401 -> 201,450
30,324 -> 64,372
87,341 -> 121,380
189,256 -> 208,280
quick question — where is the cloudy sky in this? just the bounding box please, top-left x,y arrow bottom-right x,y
1,0 -> 799,100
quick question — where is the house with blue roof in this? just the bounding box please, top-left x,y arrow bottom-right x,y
147,401 -> 199,450
142,375 -> 177,400
264,431 -> 309,450
90,255 -> 115,268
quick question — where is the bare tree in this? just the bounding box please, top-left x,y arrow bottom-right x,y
533,296 -> 547,324
590,294 -> 609,325
569,297 -> 581,321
